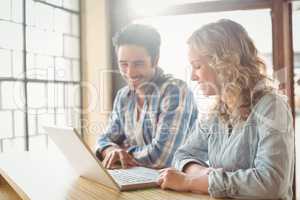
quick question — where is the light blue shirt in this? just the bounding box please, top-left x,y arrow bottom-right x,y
97,68 -> 198,168
173,93 -> 294,200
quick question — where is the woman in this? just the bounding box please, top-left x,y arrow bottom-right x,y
158,19 -> 294,200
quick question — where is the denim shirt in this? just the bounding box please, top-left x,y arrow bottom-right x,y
96,68 -> 198,168
173,93 -> 294,200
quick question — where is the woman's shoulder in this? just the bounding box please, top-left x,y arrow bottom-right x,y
253,92 -> 290,113
251,91 -> 293,134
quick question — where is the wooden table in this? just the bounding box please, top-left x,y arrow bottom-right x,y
0,176 -> 22,200
0,149 -> 225,200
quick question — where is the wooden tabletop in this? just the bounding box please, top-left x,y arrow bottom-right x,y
0,175 -> 22,200
0,149 -> 226,200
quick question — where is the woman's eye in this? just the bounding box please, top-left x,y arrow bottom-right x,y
194,65 -> 202,69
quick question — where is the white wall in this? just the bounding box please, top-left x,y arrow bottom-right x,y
81,0 -> 112,147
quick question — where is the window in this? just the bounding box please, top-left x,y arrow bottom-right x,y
0,0 -> 81,153
134,9 -> 273,116
293,1 -> 300,198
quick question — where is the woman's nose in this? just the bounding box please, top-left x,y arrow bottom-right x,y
191,69 -> 198,81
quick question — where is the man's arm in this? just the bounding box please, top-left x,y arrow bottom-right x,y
95,90 -> 125,160
95,89 -> 140,169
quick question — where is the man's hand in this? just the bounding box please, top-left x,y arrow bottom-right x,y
102,147 -> 139,169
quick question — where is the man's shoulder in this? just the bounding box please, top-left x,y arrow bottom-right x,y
114,86 -> 132,105
164,76 -> 187,86
116,86 -> 131,97
159,76 -> 189,94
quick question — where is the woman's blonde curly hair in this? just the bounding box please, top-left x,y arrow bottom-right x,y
187,19 -> 274,124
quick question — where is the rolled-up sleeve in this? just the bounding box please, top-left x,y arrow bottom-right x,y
127,84 -> 198,168
173,119 -> 211,171
96,90 -> 126,154
208,95 -> 294,199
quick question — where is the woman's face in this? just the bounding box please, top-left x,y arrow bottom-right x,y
188,46 -> 220,96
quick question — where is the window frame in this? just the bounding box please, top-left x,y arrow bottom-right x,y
0,0 -> 83,152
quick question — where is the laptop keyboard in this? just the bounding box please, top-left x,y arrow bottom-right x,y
108,167 -> 159,185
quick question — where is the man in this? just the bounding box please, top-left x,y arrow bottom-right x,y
95,24 -> 198,169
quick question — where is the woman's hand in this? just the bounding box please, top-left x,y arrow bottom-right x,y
158,168 -> 191,192
158,167 -> 209,194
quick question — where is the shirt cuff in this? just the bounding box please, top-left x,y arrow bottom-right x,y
208,168 -> 238,198
208,168 -> 227,197
127,146 -> 152,166
176,159 -> 209,172
95,143 -> 119,158
126,145 -> 138,154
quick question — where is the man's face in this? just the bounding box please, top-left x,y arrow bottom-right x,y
117,44 -> 156,90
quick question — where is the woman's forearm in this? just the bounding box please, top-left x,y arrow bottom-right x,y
186,174 -> 209,194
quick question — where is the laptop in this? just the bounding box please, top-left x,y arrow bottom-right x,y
44,126 -> 160,191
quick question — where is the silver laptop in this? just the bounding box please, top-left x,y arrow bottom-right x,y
44,126 -> 159,191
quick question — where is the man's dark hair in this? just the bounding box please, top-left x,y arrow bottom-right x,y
113,24 -> 161,64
